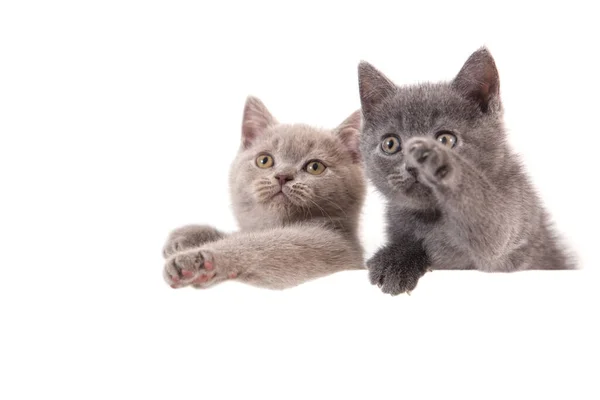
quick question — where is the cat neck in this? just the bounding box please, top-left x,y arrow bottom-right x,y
235,207 -> 359,237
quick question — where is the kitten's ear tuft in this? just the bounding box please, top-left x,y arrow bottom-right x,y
358,61 -> 396,119
335,110 -> 362,163
242,96 -> 277,148
452,47 -> 500,113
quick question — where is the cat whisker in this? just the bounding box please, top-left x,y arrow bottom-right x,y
255,187 -> 277,195
388,173 -> 410,183
254,188 -> 277,195
289,183 -> 310,193
255,181 -> 277,189
254,184 -> 278,192
304,197 -> 339,230
255,187 -> 279,202
285,190 -> 306,206
311,193 -> 349,219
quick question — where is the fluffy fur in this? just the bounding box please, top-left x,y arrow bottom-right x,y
163,97 -> 366,289
358,48 -> 573,295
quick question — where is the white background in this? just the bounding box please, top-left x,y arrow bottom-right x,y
1,1 -> 598,399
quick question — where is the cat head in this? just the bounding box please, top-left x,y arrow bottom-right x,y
230,96 -> 365,229
358,47 -> 508,208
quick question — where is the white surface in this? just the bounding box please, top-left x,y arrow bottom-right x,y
1,1 -> 598,399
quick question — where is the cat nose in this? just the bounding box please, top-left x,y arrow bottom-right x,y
275,174 -> 294,186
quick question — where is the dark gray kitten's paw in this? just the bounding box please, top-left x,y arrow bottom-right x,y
163,225 -> 224,258
405,137 -> 456,188
367,241 -> 430,295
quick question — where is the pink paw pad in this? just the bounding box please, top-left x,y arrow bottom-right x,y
192,274 -> 210,284
204,260 -> 214,271
228,272 -> 238,279
181,270 -> 194,278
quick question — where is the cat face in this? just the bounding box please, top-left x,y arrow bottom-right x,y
358,48 -> 508,208
230,97 -> 365,229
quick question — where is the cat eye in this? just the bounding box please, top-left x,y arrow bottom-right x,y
436,131 -> 458,148
305,160 -> 327,175
381,136 -> 401,154
256,154 -> 274,168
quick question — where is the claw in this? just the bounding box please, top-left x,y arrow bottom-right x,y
406,290 -> 412,296
427,268 -> 433,273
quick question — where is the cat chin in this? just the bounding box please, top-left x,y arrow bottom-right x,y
390,185 -> 436,208
386,177 -> 430,198
262,193 -> 300,210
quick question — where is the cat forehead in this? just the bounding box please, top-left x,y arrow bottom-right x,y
373,83 -> 479,129
260,124 -> 339,154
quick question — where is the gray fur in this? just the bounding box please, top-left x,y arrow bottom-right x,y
163,96 -> 365,290
358,48 -> 573,295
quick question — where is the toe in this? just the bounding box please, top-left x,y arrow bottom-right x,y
165,258 -> 182,281
181,269 -> 195,279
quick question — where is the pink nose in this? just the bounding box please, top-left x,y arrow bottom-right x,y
275,174 -> 293,186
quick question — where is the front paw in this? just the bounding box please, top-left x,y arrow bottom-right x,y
164,249 -> 238,289
367,243 -> 429,295
405,138 -> 457,188
162,225 -> 224,258
164,249 -> 217,288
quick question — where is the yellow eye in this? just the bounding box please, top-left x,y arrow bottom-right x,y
381,136 -> 401,154
305,160 -> 327,175
256,154 -> 274,168
436,131 -> 457,148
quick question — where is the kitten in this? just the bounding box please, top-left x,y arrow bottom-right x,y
358,47 -> 573,295
163,96 -> 365,289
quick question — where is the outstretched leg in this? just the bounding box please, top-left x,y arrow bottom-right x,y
164,224 -> 364,290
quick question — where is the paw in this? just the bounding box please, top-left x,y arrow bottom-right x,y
405,137 -> 456,188
163,225 -> 224,258
164,250 -> 238,289
367,243 -> 429,295
367,256 -> 424,295
164,249 -> 215,288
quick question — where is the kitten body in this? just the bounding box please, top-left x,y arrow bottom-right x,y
358,48 -> 573,295
163,97 -> 365,289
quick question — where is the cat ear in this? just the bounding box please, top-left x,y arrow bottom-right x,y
334,110 -> 362,163
242,96 -> 277,148
452,47 -> 500,113
358,61 -> 397,119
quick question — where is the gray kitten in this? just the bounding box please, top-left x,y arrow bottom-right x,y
358,48 -> 573,295
163,96 -> 365,289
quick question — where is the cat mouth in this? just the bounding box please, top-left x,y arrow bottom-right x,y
409,175 -> 422,186
389,174 -> 418,189
389,174 -> 429,197
272,189 -> 288,200
404,179 -> 419,192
